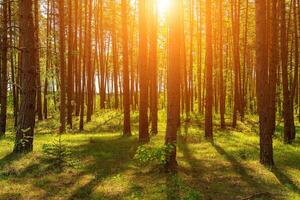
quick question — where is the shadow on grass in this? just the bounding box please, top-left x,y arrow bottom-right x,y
166,173 -> 180,200
271,167 -> 300,194
178,123 -> 278,199
0,152 -> 22,166
212,143 -> 260,188
67,136 -> 139,200
0,135 -> 139,200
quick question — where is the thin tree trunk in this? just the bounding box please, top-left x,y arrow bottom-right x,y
112,0 -> 119,109
34,0 -> 43,121
67,0 -> 73,127
0,0 -> 8,136
219,0 -> 226,129
86,0 -> 93,122
122,0 -> 131,136
149,0 -> 158,135
281,0 -> 293,143
59,0 -> 66,133
205,0 -> 213,141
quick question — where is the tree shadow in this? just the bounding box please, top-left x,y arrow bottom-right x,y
270,167 -> 300,194
1,135 -> 139,199
212,143 -> 261,189
166,173 -> 180,200
179,122 -> 276,198
0,152 -> 23,168
67,136 -> 139,199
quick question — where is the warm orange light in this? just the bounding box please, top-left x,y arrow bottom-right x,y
157,0 -> 171,16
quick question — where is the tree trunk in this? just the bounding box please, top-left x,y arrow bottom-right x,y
281,0 -> 293,144
269,0 -> 279,135
149,0 -> 158,135
138,0 -> 149,142
86,0 -> 93,122
219,0 -> 226,129
205,0 -> 213,141
255,0 -> 274,165
112,0 -> 119,109
165,0 -> 181,172
0,0 -> 8,136
99,0 -> 105,109
59,0 -> 66,133
14,0 -> 36,153
67,0 -> 73,127
34,0 -> 43,121
122,0 -> 131,136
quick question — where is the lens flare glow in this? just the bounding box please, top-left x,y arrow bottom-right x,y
157,0 -> 171,16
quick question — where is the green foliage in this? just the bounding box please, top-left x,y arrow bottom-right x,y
42,135 -> 71,170
133,144 -> 174,166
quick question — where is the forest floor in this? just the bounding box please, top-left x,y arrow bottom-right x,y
0,110 -> 299,200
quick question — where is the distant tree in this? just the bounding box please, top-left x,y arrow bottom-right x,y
149,0 -> 158,135
122,0 -> 131,136
219,0 -> 226,129
291,0 -> 299,139
231,0 -> 243,127
80,0 -> 88,131
270,0 -> 279,134
86,0 -> 93,122
67,0 -> 74,128
34,0 -> 43,121
112,0 -> 119,109
197,0 -> 203,114
280,0 -> 295,143
8,0 -> 18,127
205,0 -> 213,141
44,0 -> 51,120
59,0 -> 66,133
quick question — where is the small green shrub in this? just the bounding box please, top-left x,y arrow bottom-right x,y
134,144 -> 174,166
42,135 -> 71,170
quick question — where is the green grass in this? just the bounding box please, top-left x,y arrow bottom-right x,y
0,110 -> 299,200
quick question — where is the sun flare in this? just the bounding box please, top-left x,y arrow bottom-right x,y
157,0 -> 171,16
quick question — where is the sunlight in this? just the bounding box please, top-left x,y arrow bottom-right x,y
157,0 -> 171,16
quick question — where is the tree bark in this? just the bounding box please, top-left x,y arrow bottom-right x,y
34,0 -> 43,121
59,0 -> 66,133
112,0 -> 119,109
255,0 -> 274,165
14,0 -> 36,153
165,0 -> 181,172
205,0 -> 213,141
281,0 -> 294,144
138,0 -> 149,142
149,0 -> 158,135
67,0 -> 73,127
0,0 -> 8,136
219,0 -> 226,129
122,0 -> 131,136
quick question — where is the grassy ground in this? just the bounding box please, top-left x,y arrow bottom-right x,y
0,110 -> 299,200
